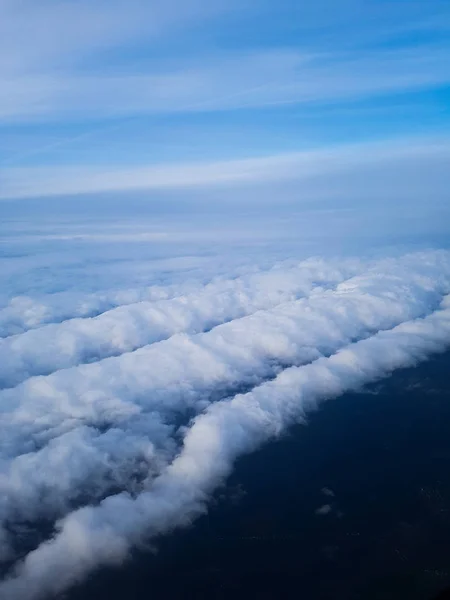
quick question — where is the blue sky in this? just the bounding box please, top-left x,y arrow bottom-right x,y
1,0 -> 450,199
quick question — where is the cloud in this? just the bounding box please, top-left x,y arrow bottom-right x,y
0,257 -> 363,386
2,44 -> 449,123
0,250 -> 449,597
0,0 -> 231,77
0,281 -> 193,338
0,254 -> 449,598
0,0 -> 238,125
2,136 -> 450,199
0,0 -> 237,128
315,504 -> 332,515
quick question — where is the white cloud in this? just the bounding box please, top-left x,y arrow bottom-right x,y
0,257 -> 363,386
0,278 -> 203,338
315,504 -> 332,515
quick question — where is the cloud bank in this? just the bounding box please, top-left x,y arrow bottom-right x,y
0,257 -> 364,386
0,249 -> 450,598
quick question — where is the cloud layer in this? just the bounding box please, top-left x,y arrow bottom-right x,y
0,257 -> 364,386
0,249 -> 450,598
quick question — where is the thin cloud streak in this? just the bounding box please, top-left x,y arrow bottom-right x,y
0,0 -> 232,76
1,45 -> 449,123
2,137 -> 449,199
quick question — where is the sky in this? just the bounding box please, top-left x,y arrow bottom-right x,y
1,0 -> 450,200
1,3 -> 450,600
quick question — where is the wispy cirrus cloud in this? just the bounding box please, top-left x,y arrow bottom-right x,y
0,0 -> 238,123
2,45 -> 450,123
1,0 -> 449,175
2,136 -> 449,199
0,0 -> 232,76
